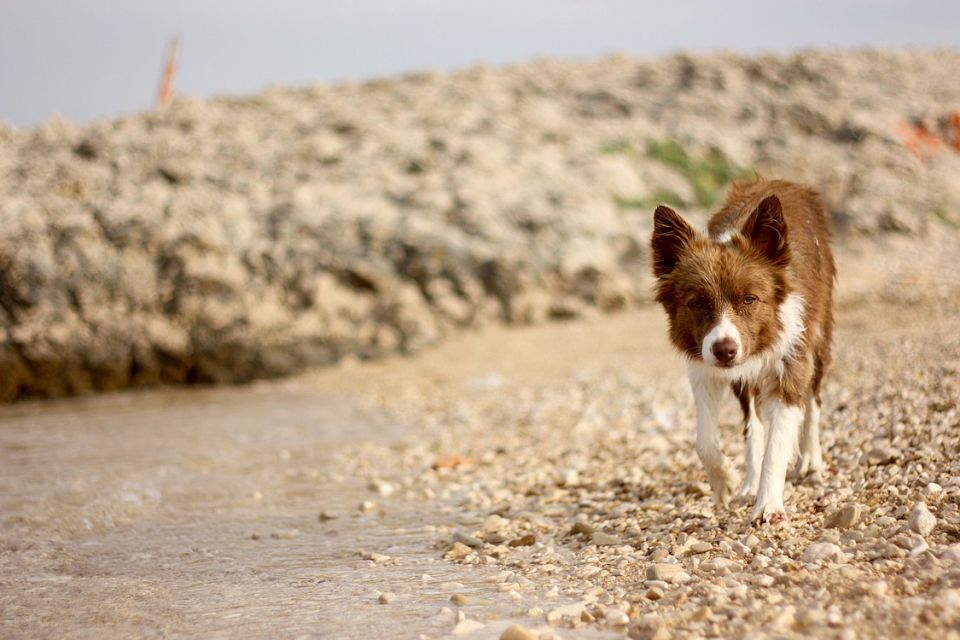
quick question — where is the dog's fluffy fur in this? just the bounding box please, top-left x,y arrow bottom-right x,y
651,179 -> 836,524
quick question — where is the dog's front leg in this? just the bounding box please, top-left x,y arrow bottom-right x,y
751,396 -> 803,524
689,367 -> 738,508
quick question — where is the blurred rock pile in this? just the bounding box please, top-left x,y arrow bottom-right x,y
1,49 -> 958,400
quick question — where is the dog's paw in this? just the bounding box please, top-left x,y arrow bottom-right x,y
750,500 -> 787,527
707,467 -> 740,509
792,452 -> 824,482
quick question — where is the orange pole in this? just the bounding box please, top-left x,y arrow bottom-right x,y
157,36 -> 180,109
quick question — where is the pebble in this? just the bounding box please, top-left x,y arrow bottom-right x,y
454,532 -> 483,548
592,532 -> 621,546
571,521 -> 595,536
500,624 -> 538,640
927,482 -> 943,494
801,542 -> 845,564
647,563 -> 683,582
445,542 -> 473,561
547,602 -> 584,623
646,587 -> 665,601
691,606 -> 712,622
484,514 -> 507,533
509,534 -> 537,547
451,619 -> 485,635
909,502 -> 936,536
270,529 -> 301,539
689,541 -> 712,554
378,592 -> 396,604
865,446 -> 900,465
825,504 -> 863,529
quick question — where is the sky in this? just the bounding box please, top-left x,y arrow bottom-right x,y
1,0 -> 958,127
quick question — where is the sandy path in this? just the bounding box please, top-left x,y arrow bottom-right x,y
1,237 -> 959,639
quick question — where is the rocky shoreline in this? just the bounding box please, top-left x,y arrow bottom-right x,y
336,244 -> 960,639
2,49 -> 959,400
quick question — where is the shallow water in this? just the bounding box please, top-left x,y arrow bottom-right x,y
0,381 -> 545,639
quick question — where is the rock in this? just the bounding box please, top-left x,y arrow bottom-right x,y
691,606 -> 712,622
593,532 -> 621,546
607,609 -> 630,627
646,587 -> 665,601
547,602 -> 585,624
509,534 -> 536,547
825,504 -> 863,529
450,593 -> 474,606
451,619 -> 485,635
865,446 -> 899,465
689,541 -> 712,554
453,531 -> 483,548
943,544 -> 960,564
801,542 -> 845,564
369,479 -> 395,497
270,529 -> 301,539
909,502 -> 936,536
646,563 -> 683,582
484,514 -> 508,533
570,521 -> 595,536
445,542 -> 473,561
500,624 -> 538,640
378,591 -> 396,604
318,510 -> 338,521
927,482 -> 943,494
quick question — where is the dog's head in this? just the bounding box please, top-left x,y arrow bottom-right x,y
651,196 -> 791,368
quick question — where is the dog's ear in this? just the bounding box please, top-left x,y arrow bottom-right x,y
745,195 -> 789,266
652,205 -> 697,278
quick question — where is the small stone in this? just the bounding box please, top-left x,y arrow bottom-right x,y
943,544 -> 960,564
909,502 -> 936,536
445,542 -> 473,561
773,606 -> 797,630
927,482 -> 943,494
571,521 -> 595,536
484,514 -> 507,533
593,532 -> 621,546
796,607 -> 826,627
318,510 -> 338,521
359,500 -> 377,514
450,593 -> 473,606
691,606 -> 712,622
646,587 -> 665,601
270,528 -> 300,539
689,541 -> 712,554
825,504 -> 863,529
369,479 -> 395,497
647,563 -> 683,582
500,624 -> 538,640
378,591 -> 396,604
453,532 -> 483,548
864,580 -> 888,597
607,609 -> 630,627
865,446 -> 899,465
509,534 -> 536,547
801,542 -> 845,564
451,619 -> 485,635
547,602 -> 584,623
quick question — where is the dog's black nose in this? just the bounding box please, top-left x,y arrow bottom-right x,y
712,338 -> 738,364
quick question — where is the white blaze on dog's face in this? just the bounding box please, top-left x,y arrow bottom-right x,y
651,197 -> 792,369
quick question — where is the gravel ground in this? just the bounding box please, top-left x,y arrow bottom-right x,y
331,239 -> 960,639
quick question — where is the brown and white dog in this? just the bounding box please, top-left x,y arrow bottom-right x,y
651,179 -> 836,524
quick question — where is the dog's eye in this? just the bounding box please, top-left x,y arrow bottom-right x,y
743,295 -> 759,305
687,296 -> 711,310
